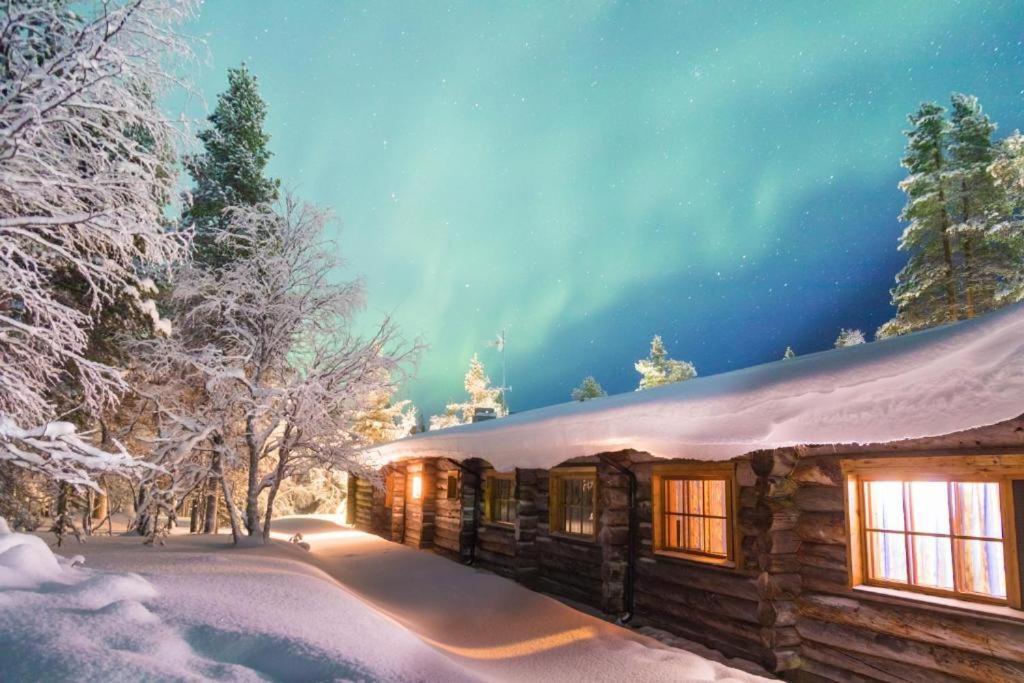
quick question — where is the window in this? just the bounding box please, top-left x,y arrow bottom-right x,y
446,472 -> 459,499
484,471 -> 516,525
652,463 -> 737,566
845,456 -> 1023,608
549,467 -> 598,539
410,474 -> 423,500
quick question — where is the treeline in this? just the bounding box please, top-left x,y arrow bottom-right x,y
0,1 -> 416,545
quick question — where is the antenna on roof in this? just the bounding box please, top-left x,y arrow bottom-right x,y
487,328 -> 510,412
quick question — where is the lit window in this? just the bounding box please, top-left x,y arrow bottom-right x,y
859,479 -> 1006,600
485,472 -> 516,525
549,467 -> 598,539
652,463 -> 736,565
410,474 -> 423,500
844,456 -> 1024,608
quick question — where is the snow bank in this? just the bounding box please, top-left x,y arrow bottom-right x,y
0,522 -> 475,682
372,303 -> 1024,469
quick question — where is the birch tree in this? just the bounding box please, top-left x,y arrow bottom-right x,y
135,197 -> 416,543
0,0 -> 194,485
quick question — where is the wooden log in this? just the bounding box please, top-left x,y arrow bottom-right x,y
791,456 -> 842,486
797,616 -> 1024,682
794,484 -> 846,512
799,592 -> 1024,663
635,557 -> 760,601
634,590 -> 766,644
634,580 -> 762,626
800,566 -> 850,595
800,642 -> 962,683
798,542 -> 848,572
757,598 -> 798,627
796,511 -> 847,545
756,572 -> 801,600
751,448 -> 798,478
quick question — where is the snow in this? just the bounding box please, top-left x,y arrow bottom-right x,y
0,518 -> 767,682
371,303 -> 1024,470
0,520 -> 475,682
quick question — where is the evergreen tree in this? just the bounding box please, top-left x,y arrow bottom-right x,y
782,346 -> 796,360
880,101 -> 959,337
879,94 -> 1024,338
571,376 -> 607,402
834,328 -> 866,348
183,65 -> 280,269
947,93 -> 1020,316
429,354 -> 507,429
635,336 -> 697,390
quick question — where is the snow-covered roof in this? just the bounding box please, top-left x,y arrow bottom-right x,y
370,303 -> 1024,471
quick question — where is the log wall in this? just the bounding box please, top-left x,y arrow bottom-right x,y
433,459 -> 465,559
402,459 -> 435,549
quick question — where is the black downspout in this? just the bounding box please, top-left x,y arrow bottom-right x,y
452,460 -> 480,565
598,454 -> 637,624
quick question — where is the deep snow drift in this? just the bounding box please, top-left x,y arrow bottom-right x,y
0,520 -> 477,681
371,302 -> 1024,469
0,517 -> 768,682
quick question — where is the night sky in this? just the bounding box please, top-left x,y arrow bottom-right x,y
179,2 -> 1024,418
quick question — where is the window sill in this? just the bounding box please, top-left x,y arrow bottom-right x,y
549,531 -> 598,544
853,584 -> 1024,623
654,548 -> 735,568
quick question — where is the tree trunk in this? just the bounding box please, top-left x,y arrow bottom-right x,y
220,470 -> 244,544
244,414 -> 262,537
961,181 -> 976,318
262,448 -> 289,542
203,449 -> 222,534
935,153 -> 960,321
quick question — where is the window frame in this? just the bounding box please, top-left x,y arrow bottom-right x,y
483,470 -> 517,527
843,455 -> 1024,610
651,462 -> 739,568
446,471 -> 460,500
549,466 -> 599,542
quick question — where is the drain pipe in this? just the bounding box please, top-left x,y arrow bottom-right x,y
597,454 -> 637,624
451,460 -> 481,565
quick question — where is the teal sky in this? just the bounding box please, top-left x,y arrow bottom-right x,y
178,1 -> 1024,418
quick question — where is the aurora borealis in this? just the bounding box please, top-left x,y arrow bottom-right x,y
182,2 -> 1024,417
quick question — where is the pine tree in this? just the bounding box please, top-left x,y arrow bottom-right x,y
183,65 -> 280,269
879,95 -> 1024,338
571,376 -> 607,401
635,336 -> 697,390
947,93 -> 1020,316
782,346 -> 796,360
429,354 -> 507,429
834,328 -> 866,348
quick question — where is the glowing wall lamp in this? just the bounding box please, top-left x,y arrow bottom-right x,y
410,474 -> 423,500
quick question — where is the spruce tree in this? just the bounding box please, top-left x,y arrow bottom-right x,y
183,65 -> 280,269
635,336 -> 697,390
947,93 -> 1018,317
834,328 -> 866,348
571,376 -> 607,401
880,101 -> 959,337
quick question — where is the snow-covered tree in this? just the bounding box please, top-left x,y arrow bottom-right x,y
429,405 -> 464,431
571,376 -> 607,401
182,64 -> 279,270
879,95 -> 1024,338
429,354 -> 506,429
782,346 -> 796,360
834,328 -> 866,348
0,0 -> 194,486
635,336 -> 697,390
353,379 -> 417,445
134,197 -> 416,542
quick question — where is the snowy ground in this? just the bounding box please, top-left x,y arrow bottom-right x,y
1,516 -> 769,682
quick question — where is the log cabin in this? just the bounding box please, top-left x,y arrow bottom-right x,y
353,304 -> 1024,681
